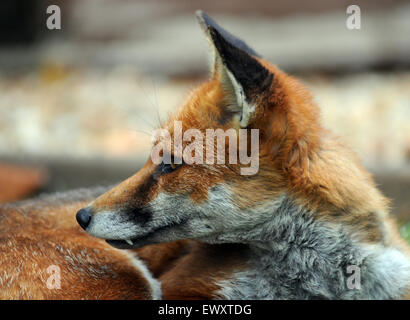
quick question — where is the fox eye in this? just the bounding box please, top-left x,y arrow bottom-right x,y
160,157 -> 183,175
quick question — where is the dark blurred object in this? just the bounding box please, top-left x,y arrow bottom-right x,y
0,0 -> 43,45
0,0 -> 70,47
0,163 -> 48,203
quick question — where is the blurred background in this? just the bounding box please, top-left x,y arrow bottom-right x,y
0,0 -> 409,242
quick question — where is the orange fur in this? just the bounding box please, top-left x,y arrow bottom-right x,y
154,243 -> 248,300
0,194 -> 155,299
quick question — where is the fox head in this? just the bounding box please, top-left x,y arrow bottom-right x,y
76,11 -> 385,248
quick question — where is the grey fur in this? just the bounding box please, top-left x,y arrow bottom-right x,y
216,197 -> 410,299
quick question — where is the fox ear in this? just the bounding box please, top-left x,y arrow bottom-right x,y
196,10 -> 273,127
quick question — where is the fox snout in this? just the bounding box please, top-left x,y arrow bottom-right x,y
76,207 -> 92,230
75,203 -> 154,249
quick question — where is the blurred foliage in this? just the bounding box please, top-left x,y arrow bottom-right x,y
400,221 -> 410,244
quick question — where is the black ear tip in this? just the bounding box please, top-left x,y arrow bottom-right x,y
195,10 -> 206,29
195,10 -> 219,31
195,10 -> 209,22
195,10 -> 211,31
195,11 -> 226,45
195,10 -> 261,58
195,9 -> 205,19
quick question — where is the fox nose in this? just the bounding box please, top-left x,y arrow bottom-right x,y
76,208 -> 92,230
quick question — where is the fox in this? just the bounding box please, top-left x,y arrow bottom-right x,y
76,11 -> 410,299
1,11 -> 409,299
